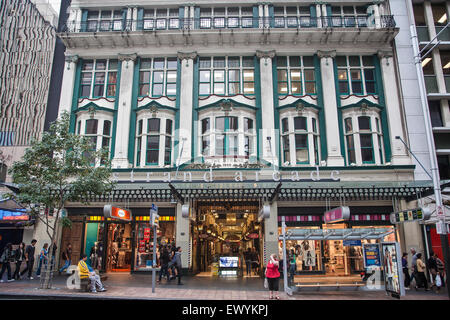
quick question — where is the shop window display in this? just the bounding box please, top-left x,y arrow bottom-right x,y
83,222 -> 104,269
106,223 -> 132,272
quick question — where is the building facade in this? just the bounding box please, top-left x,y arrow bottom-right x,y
0,0 -> 61,254
51,0 -> 438,282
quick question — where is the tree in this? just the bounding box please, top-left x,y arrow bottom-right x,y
8,111 -> 115,289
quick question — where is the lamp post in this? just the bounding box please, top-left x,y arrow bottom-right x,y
405,0 -> 450,298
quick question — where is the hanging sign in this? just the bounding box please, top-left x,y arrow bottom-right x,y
103,205 -> 132,221
363,243 -> 381,268
324,206 -> 350,223
0,209 -> 29,221
343,240 -> 362,247
389,207 -> 431,224
436,220 -> 449,235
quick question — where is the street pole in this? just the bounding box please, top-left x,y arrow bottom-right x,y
152,223 -> 157,293
282,221 -> 290,295
406,0 -> 450,298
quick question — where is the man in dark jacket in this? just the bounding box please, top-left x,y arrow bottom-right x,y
20,239 -> 37,279
173,247 -> 183,285
158,246 -> 170,282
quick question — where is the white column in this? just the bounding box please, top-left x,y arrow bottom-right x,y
176,203 -> 190,269
264,4 -> 269,28
131,6 -> 138,31
263,202 -> 279,266
316,4 -> 322,28
112,53 -> 137,168
67,8 -> 81,32
259,5 -> 264,28
256,50 -> 277,166
57,55 -> 78,118
317,50 -> 345,166
177,52 -> 197,165
378,50 -> 411,165
372,4 -> 381,28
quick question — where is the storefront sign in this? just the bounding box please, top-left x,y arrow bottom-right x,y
324,206 -> 350,223
390,207 -> 431,224
144,228 -> 151,240
343,240 -> 362,247
0,209 -> 29,221
103,205 -> 132,221
381,242 -> 405,298
363,244 -> 381,268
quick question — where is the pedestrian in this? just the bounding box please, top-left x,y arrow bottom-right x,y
0,243 -> 15,282
36,243 -> 49,278
244,248 -> 252,276
50,240 -> 57,270
427,252 -> 443,292
20,239 -> 37,279
415,253 -> 430,291
13,242 -> 26,280
401,253 -> 411,289
436,254 -> 445,289
173,247 -> 183,285
251,248 -> 260,275
59,243 -> 72,275
410,247 -> 418,287
265,254 -> 281,300
288,249 -> 296,284
78,254 -> 107,293
158,245 -> 170,283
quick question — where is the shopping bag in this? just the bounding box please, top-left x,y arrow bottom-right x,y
264,277 -> 268,289
435,274 -> 442,287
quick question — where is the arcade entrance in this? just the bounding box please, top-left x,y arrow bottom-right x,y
191,201 -> 264,278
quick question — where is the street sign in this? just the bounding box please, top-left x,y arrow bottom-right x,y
324,206 -> 350,223
150,204 -> 159,227
389,207 -> 431,224
363,243 -> 381,268
436,220 -> 449,235
103,205 -> 132,221
437,205 -> 445,220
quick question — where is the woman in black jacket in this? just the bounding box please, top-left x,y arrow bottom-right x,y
13,242 -> 26,280
0,243 -> 14,282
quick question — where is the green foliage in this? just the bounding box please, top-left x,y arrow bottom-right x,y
61,217 -> 73,229
8,111 -> 116,219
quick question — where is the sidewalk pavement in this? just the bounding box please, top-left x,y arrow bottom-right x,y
0,273 -> 448,300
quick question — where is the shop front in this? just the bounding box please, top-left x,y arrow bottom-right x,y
60,207 -> 176,273
277,206 -> 396,281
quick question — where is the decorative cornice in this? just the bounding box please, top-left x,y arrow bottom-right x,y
317,50 -> 336,59
177,52 -> 198,60
377,50 -> 393,59
256,50 -> 276,60
118,53 -> 138,62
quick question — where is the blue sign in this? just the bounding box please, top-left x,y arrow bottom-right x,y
343,240 -> 362,246
0,209 -> 29,221
363,244 -> 381,268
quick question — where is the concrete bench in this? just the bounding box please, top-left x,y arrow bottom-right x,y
79,274 -> 108,292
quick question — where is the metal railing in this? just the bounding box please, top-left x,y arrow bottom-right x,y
61,15 -> 396,33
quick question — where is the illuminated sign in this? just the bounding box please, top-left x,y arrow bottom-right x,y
324,206 -> 350,223
389,207 -> 431,224
0,209 -> 29,221
103,205 -> 132,221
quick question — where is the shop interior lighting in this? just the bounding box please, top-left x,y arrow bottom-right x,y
421,57 -> 432,67
438,14 -> 447,24
444,62 -> 450,69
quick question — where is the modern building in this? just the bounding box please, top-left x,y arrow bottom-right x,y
390,0 -> 450,268
51,0 -> 439,286
0,0 -> 63,254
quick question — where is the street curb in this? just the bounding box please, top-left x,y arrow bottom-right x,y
0,292 -> 185,300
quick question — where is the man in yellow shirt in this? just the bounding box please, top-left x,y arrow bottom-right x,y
78,254 -> 107,293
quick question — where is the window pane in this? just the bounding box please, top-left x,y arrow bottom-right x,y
338,70 -> 347,80
296,149 -> 308,163
361,148 -> 374,162
202,136 -> 210,154
243,82 -> 254,94
166,119 -> 172,134
303,56 -> 314,67
352,81 -> 362,94
81,72 -> 92,84
364,69 -> 374,81
291,82 -> 301,94
349,56 -> 360,66
148,118 -> 160,132
242,57 -> 253,68
229,82 -> 240,95
93,84 -> 104,97
229,117 -> 238,130
243,70 -> 254,81
228,57 -> 240,68
152,84 -> 163,96
166,71 -> 177,82
350,70 -> 361,80
228,70 -> 239,82
96,60 -> 107,70
305,82 -> 316,94
214,82 -> 225,94
304,70 -> 315,81
216,117 -> 225,131
141,59 -> 152,69
213,57 -> 225,68
290,70 -> 301,81
295,134 -> 308,148
200,70 -> 211,82
362,56 -> 374,66
140,71 -> 150,83
360,134 -> 373,148
282,118 -> 289,133
244,118 -> 253,132
289,56 -> 301,67
277,57 -> 287,67
294,117 -> 307,130
199,58 -> 211,68
167,58 -> 177,69
153,59 -> 165,69
214,70 -> 225,82
101,137 -> 110,149
366,82 -> 375,94
358,117 -> 371,130
199,83 -> 210,95
166,83 -> 176,96
139,84 -> 150,96
278,82 -> 288,94
103,120 -> 111,135
153,71 -> 164,83
345,118 -> 353,132
278,70 -> 288,81
215,135 -> 224,155
85,119 -> 98,135
202,118 -> 210,134
138,119 -> 143,135
108,72 -> 117,84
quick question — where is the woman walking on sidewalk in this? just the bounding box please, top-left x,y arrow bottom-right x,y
415,253 -> 430,291
0,243 -> 15,282
265,254 -> 281,300
36,243 -> 49,278
13,242 -> 26,280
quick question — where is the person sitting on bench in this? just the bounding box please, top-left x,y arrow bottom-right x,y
78,254 -> 107,293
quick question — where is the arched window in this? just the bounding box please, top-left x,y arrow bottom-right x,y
280,111 -> 320,166
343,110 -> 384,165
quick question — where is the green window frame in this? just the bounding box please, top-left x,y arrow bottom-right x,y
277,56 -> 316,96
145,118 -> 160,165
358,116 -> 375,164
164,119 -> 173,165
312,118 -> 319,165
80,59 -> 118,98
199,57 -> 254,96
139,57 -> 178,97
344,117 -> 356,164
294,116 -> 309,164
215,116 -> 238,156
136,119 -> 143,166
337,56 -> 376,95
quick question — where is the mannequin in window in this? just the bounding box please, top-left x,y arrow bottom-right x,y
90,242 -> 100,270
